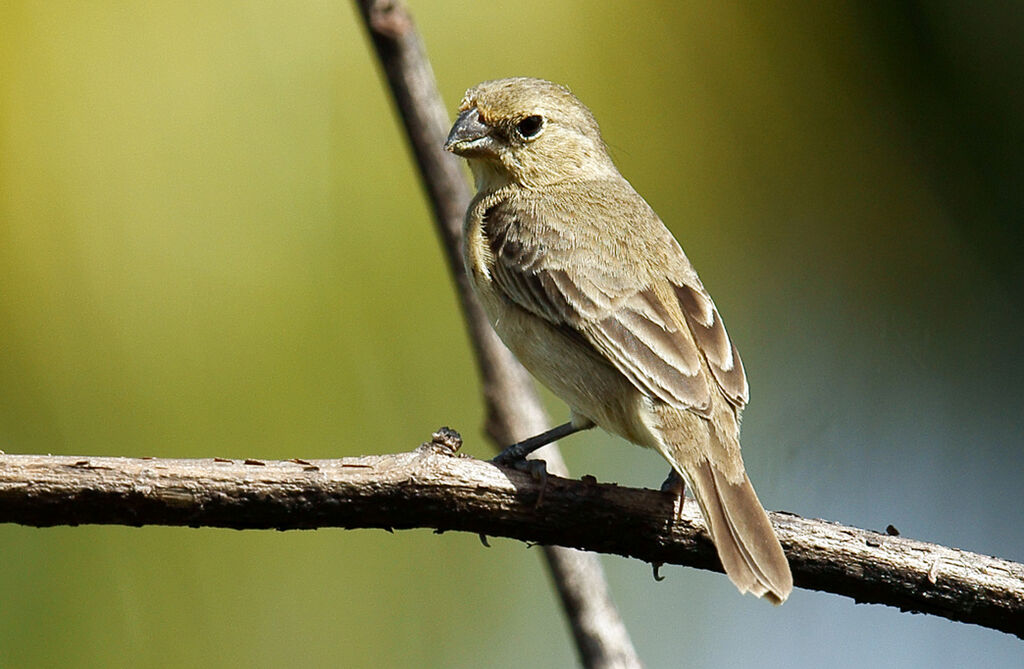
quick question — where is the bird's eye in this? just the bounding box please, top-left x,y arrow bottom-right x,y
515,115 -> 544,140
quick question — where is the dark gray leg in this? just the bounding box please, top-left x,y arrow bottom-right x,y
491,421 -> 587,464
660,468 -> 686,495
661,468 -> 686,521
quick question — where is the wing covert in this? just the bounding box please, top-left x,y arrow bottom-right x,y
483,197 -> 720,414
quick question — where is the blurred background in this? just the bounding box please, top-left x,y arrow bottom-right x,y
1,1 -> 1022,666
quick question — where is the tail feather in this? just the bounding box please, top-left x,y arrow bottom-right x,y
686,459 -> 793,604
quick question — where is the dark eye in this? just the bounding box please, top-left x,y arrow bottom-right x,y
515,115 -> 544,139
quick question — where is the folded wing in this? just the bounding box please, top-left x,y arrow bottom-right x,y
483,195 -> 747,415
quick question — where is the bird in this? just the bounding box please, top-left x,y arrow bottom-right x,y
444,77 -> 792,604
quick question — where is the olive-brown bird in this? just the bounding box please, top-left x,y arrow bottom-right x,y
445,77 -> 792,604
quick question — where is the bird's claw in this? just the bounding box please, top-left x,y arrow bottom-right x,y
491,454 -> 549,508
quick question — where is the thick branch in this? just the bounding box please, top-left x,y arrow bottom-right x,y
1,448 -> 1022,639
353,1 -> 640,667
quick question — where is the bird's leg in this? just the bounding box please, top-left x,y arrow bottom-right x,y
492,419 -> 595,508
660,468 -> 687,521
491,421 -> 586,465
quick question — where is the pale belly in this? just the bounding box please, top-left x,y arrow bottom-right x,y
475,279 -> 657,448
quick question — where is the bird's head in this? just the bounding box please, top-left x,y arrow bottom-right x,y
445,77 -> 617,189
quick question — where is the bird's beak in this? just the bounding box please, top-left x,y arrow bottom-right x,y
444,107 -> 495,157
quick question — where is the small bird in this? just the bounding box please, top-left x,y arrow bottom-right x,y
445,77 -> 792,604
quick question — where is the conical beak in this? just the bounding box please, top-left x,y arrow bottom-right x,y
444,107 -> 495,156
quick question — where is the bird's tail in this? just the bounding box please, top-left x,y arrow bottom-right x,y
682,458 -> 793,604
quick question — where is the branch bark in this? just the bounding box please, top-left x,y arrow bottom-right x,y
353,1 -> 641,667
1,446 -> 1021,639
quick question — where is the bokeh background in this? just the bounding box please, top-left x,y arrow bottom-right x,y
2,2 -> 1022,667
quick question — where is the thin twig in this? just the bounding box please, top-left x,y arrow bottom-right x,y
1,449 -> 1021,639
352,1 -> 641,666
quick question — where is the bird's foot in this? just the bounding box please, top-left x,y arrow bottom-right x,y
491,448 -> 549,508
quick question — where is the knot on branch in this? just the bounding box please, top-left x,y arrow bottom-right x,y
416,426 -> 463,456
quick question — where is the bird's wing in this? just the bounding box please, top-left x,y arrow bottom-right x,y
484,190 -> 747,415
669,275 -> 748,408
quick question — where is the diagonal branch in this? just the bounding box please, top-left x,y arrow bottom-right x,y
353,1 -> 641,667
1,443 -> 1021,639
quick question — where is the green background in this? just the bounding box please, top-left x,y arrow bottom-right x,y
2,2 -> 1022,667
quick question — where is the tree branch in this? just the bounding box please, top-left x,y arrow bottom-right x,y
353,1 -> 641,666
1,442 -> 1021,639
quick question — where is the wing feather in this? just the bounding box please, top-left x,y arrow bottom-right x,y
483,191 -> 746,414
674,282 -> 749,407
